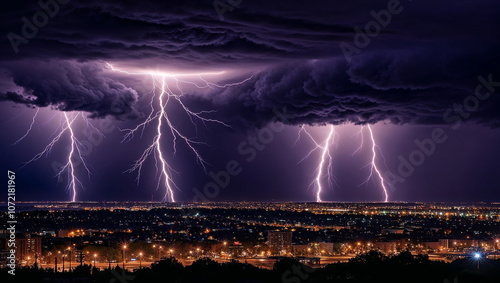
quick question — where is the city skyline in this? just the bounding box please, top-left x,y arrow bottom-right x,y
2,201 -> 500,270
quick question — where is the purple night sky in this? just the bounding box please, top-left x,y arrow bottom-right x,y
1,0 -> 500,202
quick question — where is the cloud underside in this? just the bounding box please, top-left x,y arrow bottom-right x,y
0,0 -> 499,126
0,61 -> 139,119
196,54 -> 500,128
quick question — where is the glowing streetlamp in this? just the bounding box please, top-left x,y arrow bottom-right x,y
474,252 -> 481,272
122,245 -> 127,270
61,253 -> 65,272
67,247 -> 72,271
93,253 -> 97,268
139,252 -> 143,269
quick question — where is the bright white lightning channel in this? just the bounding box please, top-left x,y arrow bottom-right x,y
367,125 -> 389,202
18,110 -> 91,202
107,63 -> 252,202
297,125 -> 336,202
356,125 -> 389,202
63,113 -> 79,202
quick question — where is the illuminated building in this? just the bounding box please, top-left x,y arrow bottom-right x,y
267,231 -> 292,255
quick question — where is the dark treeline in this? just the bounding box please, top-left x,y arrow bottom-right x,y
2,251 -> 500,283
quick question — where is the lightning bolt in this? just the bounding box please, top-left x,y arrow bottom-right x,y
13,107 -> 40,145
107,63 -> 251,202
124,76 -> 178,202
18,110 -> 91,202
297,124 -> 389,203
352,126 -> 364,156
297,125 -> 336,202
62,113 -> 79,202
359,125 -> 389,202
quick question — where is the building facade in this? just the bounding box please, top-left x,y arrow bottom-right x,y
0,233 -> 42,262
267,231 -> 292,255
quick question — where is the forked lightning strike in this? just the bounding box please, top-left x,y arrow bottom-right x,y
352,126 -> 364,156
17,110 -> 91,202
367,125 -> 389,202
297,125 -> 336,202
355,125 -> 389,202
61,113 -> 83,202
13,107 -> 39,145
107,63 -> 251,202
298,124 -> 389,202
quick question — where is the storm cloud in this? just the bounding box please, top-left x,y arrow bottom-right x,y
1,0 -> 499,126
189,47 -> 500,129
0,60 -> 140,119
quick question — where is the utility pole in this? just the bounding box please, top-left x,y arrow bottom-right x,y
68,248 -> 72,272
77,250 -> 84,266
122,245 -> 127,270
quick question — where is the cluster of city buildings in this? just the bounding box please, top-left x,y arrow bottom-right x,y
1,201 -> 499,268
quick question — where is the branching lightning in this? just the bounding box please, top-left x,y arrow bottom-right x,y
367,125 -> 389,202
297,125 -> 336,202
17,110 -> 91,202
13,107 -> 39,145
352,126 -> 364,156
12,64 -> 390,204
107,63 -> 252,202
297,124 -> 389,203
356,125 -> 389,202
61,113 -> 80,202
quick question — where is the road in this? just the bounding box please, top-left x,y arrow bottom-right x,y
38,253 -> 450,271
